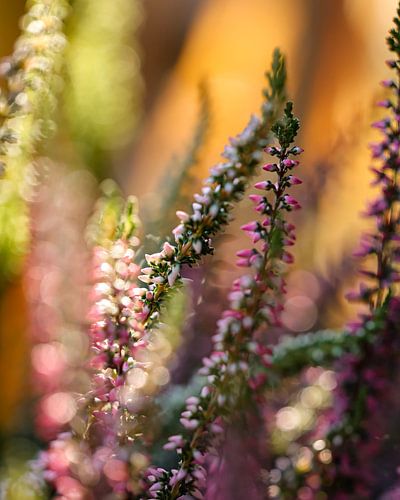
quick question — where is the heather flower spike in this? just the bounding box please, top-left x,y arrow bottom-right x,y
146,102 -> 302,499
136,48 -> 287,333
42,195 -> 142,497
348,9 -> 400,311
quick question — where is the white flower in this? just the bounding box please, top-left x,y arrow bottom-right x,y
172,224 -> 185,241
162,242 -> 175,258
176,210 -> 190,222
138,275 -> 152,284
208,204 -> 219,219
192,202 -> 202,212
192,239 -> 202,254
167,264 -> 180,287
145,252 -> 163,264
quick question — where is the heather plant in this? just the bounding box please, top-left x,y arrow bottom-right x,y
36,49 -> 288,499
143,102 -> 302,499
2,2 -> 400,500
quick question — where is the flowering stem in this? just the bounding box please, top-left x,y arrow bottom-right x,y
138,49 -> 288,332
147,102 -> 302,499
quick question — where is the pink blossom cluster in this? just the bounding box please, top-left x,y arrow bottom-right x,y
139,113 -> 277,331
39,58 -> 289,498
145,103 -> 302,499
41,233 -> 143,497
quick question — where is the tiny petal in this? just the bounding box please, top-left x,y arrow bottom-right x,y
288,175 -> 302,185
249,194 -> 263,204
262,163 -> 277,171
236,249 -> 253,258
192,240 -> 202,254
254,181 -> 268,190
163,242 -> 175,258
240,221 -> 258,232
168,264 -> 180,287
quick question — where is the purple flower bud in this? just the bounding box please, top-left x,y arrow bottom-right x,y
377,99 -> 392,108
240,221 -> 258,232
176,210 -> 190,222
262,163 -> 277,171
186,396 -> 199,405
249,231 -> 262,243
284,195 -> 301,209
236,249 -> 253,258
149,482 -> 162,493
172,224 -> 185,240
265,146 -> 280,155
282,252 -> 294,264
249,194 -> 263,204
283,159 -> 296,168
254,181 -> 269,190
162,242 -> 175,258
180,418 -> 199,430
372,119 -> 390,130
262,218 -> 271,227
288,175 -> 302,185
381,79 -> 396,88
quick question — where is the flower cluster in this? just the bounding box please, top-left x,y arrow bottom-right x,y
144,102 -> 302,499
347,9 -> 400,311
39,51 -> 290,499
41,197 -> 144,497
86,46 -> 290,438
0,0 -> 69,281
137,49 -> 287,331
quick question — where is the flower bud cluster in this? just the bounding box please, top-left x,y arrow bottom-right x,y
145,102 -> 302,499
324,15 -> 400,494
347,21 -> 400,310
136,51 -> 288,331
42,201 -> 143,497
88,237 -> 142,427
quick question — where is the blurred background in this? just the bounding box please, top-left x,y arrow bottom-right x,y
0,0 -> 398,491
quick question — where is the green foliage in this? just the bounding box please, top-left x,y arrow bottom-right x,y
387,6 -> 400,53
116,196 -> 140,241
271,101 -> 300,150
264,48 -> 287,103
271,329 -> 360,378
